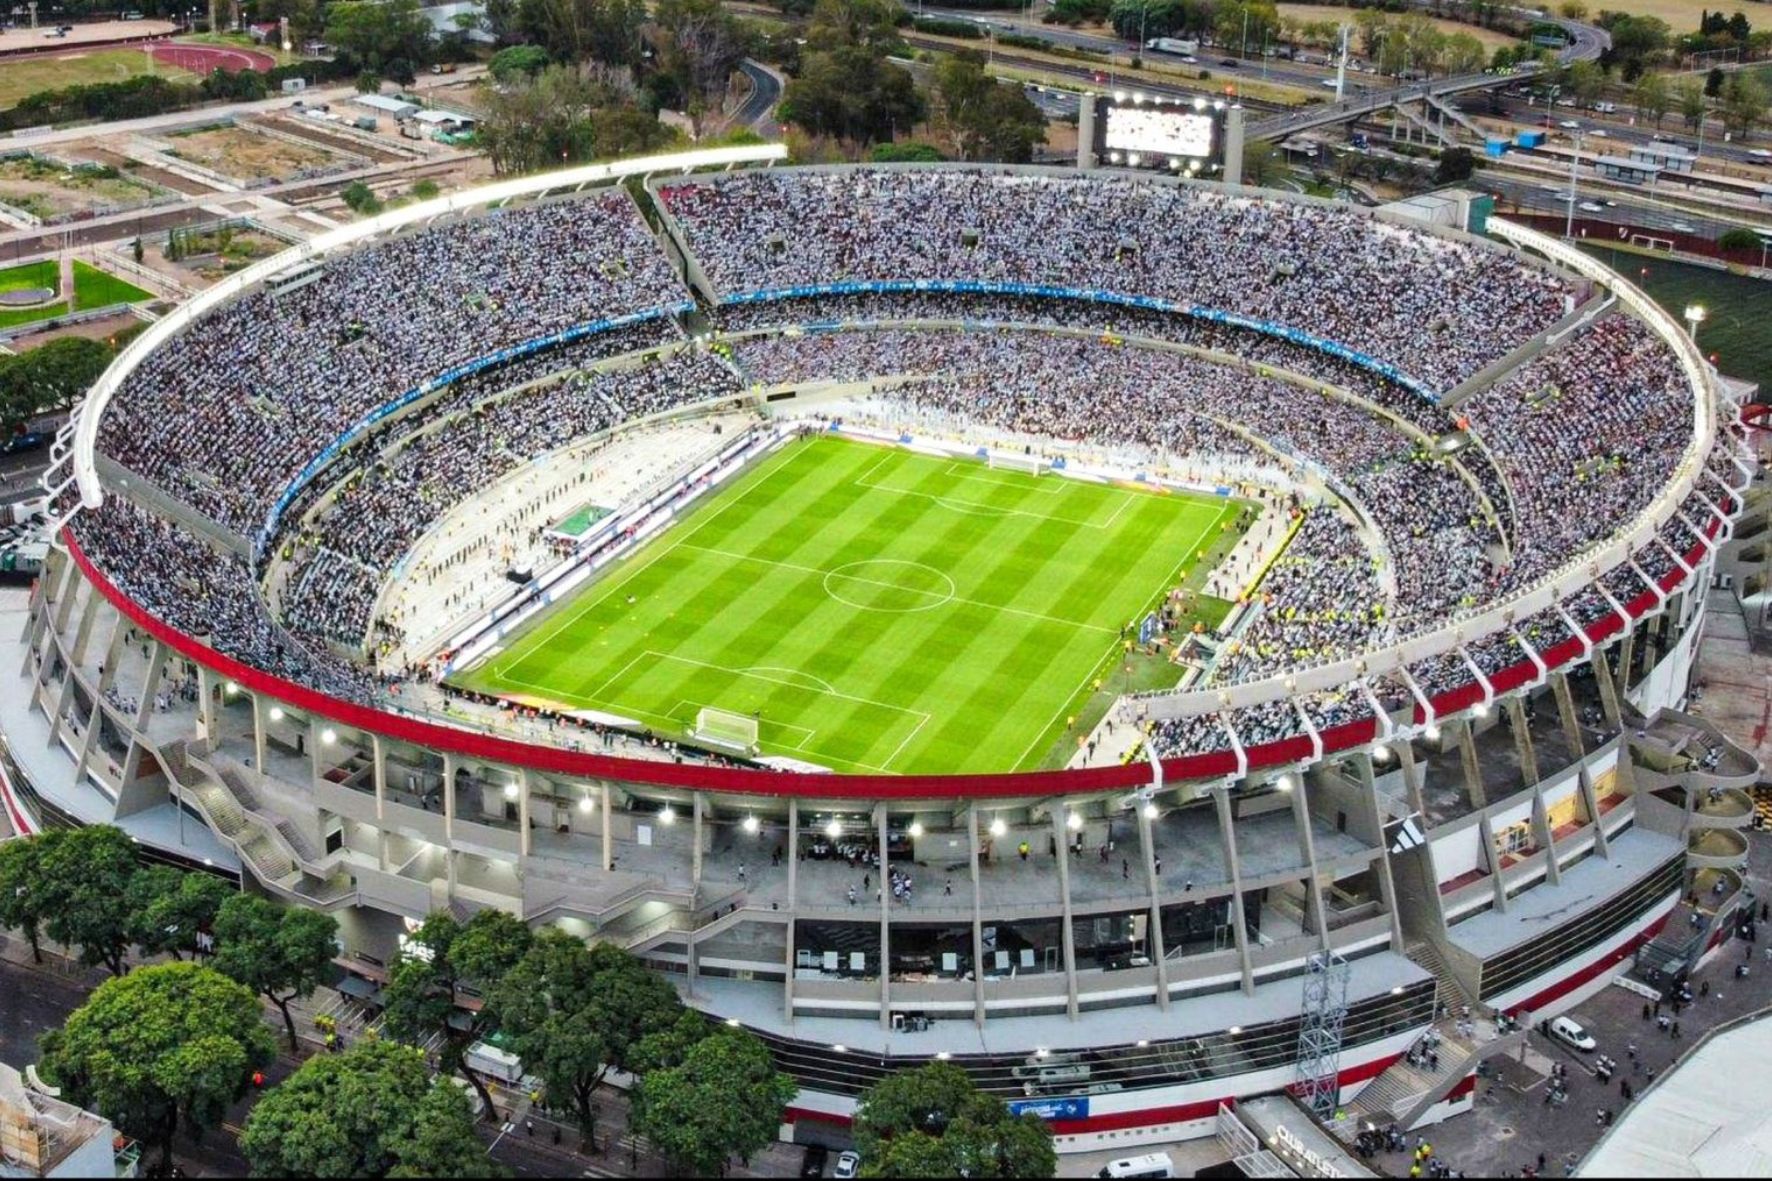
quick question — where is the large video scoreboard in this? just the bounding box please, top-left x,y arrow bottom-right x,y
1088,92 -> 1230,173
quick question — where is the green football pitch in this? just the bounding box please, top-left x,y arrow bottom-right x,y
451,435 -> 1244,775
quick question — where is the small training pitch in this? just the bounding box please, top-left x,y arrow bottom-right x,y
453,434 -> 1244,776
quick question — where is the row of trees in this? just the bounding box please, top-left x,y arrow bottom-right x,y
0,826 -> 335,1050
0,337 -> 121,435
1562,57 -> 1768,134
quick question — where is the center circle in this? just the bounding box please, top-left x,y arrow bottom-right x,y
822,560 -> 956,614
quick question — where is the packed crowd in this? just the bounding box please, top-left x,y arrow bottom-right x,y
277,350 -> 743,650
99,192 -> 689,539
659,169 -> 1574,393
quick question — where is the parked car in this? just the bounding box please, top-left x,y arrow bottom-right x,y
1578,201 -> 1605,212
1748,148 -> 1772,160
1548,1015 -> 1597,1052
833,1150 -> 862,1180
1558,119 -> 1581,129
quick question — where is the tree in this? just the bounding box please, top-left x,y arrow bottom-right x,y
131,236 -> 143,264
1563,58 -> 1605,107
1241,141 -> 1284,187
488,42 -> 551,82
211,893 -> 339,1054
779,0 -> 923,148
238,1040 -> 501,1178
1434,145 -> 1476,183
931,51 -> 1047,162
39,962 -> 275,1174
1443,31 -> 1486,76
854,1062 -> 1056,1178
0,834 -> 48,962
1720,71 -> 1768,136
1559,0 -> 1588,19
631,1027 -> 795,1177
356,69 -> 383,93
1719,226 -> 1764,252
341,180 -> 383,214
0,336 -> 115,433
491,936 -> 686,1142
1677,76 -> 1708,129
1632,71 -> 1670,127
654,0 -> 749,135
325,0 -> 433,75
382,910 -> 532,1117
476,62 -> 677,173
37,825 -> 139,975
870,140 -> 945,161
1706,65 -> 1726,97
128,867 -> 231,962
515,0 -> 647,66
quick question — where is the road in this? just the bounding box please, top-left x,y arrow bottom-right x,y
736,58 -> 785,135
1465,93 -> 1772,169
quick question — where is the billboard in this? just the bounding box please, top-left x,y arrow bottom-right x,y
1092,93 -> 1227,170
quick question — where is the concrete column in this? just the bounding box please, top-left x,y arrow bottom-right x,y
196,666 -> 215,742
94,617 -> 125,695
1395,740 -> 1428,821
1457,721 -> 1490,810
1051,807 -> 1079,1020
1551,672 -> 1586,760
1351,754 -> 1407,950
309,718 -> 324,791
441,753 -> 456,842
600,784 -> 613,872
1576,760 -> 1611,859
71,696 -> 102,784
968,807 -> 987,1026
371,734 -> 387,820
46,659 -> 76,748
517,768 -> 531,858
50,557 -> 80,634
877,804 -> 891,1029
692,792 -> 704,889
1222,104 -> 1245,184
1289,784 -> 1332,950
1134,801 -> 1170,1010
1616,632 -> 1637,700
67,591 -> 100,668
252,694 -> 268,778
785,799 -> 798,1023
1213,787 -> 1256,996
120,641 -> 169,783
1530,786 -> 1560,886
1590,646 -> 1624,729
1506,696 -> 1539,789
1478,813 -> 1508,913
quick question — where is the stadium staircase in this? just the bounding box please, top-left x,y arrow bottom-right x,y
163,740 -> 354,905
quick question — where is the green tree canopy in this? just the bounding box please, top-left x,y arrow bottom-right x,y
476,62 -> 679,174
854,1062 -> 1057,1179
0,336 -> 114,433
931,51 -> 1047,163
488,42 -> 551,82
491,936 -> 686,1140
37,825 -> 139,975
631,1026 -> 796,1176
780,0 -> 922,147
40,961 -> 276,1173
211,893 -> 339,1053
325,0 -> 433,76
515,0 -> 647,65
654,0 -> 750,134
238,1039 -> 501,1178
382,910 -> 532,1115
127,866 -> 232,962
0,833 -> 49,962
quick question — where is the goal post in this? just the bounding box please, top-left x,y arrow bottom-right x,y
987,451 -> 1047,476
691,707 -> 760,753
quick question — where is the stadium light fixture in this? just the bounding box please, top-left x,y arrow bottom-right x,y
833,1045 -> 848,1053
936,1051 -> 951,1060
1684,304 -> 1706,342
1228,1026 -> 1242,1035
908,821 -> 925,838
224,680 -> 238,695
727,1018 -> 741,1027
1143,801 -> 1159,819
579,794 -> 593,814
658,805 -> 676,824
1275,775 -> 1293,793
1471,702 -> 1491,719
1370,744 -> 1390,763
269,706 -> 284,722
1192,96 -> 1206,111
320,727 -> 337,745
1423,723 -> 1442,741
1035,1048 -> 1050,1058
743,814 -> 760,834
989,817 -> 1008,837
503,781 -> 519,800
1066,811 -> 1084,831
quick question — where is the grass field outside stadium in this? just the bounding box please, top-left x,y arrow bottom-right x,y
453,434 -> 1251,775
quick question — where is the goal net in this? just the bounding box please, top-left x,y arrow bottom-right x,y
691,707 -> 760,753
988,452 -> 1047,476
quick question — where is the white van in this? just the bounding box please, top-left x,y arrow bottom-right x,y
1098,1154 -> 1176,1179
1548,1015 -> 1597,1052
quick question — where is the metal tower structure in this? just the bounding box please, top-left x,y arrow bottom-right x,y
1293,949 -> 1351,1121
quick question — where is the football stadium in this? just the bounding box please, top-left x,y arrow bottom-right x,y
6,146 -> 1763,1153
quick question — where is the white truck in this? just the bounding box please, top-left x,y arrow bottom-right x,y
1145,37 -> 1199,56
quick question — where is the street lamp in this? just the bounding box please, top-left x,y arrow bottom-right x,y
1563,127 -> 1583,240
1684,303 -> 1707,342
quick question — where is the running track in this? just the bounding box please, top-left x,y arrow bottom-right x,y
145,41 -> 276,73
